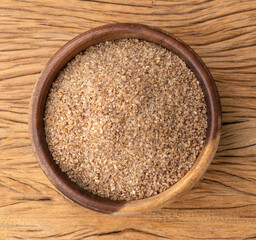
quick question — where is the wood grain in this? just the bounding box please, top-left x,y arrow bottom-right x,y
0,0 -> 256,238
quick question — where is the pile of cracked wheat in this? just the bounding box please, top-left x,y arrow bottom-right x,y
44,39 -> 207,201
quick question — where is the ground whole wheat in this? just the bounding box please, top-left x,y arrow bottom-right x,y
44,39 -> 207,201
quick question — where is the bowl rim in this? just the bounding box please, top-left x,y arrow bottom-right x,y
29,23 -> 221,215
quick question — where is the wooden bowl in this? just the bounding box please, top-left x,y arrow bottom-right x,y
29,23 -> 221,215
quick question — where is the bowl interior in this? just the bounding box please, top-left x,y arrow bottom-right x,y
30,23 -> 221,215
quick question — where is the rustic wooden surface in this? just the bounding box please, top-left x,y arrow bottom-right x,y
1,0 -> 256,239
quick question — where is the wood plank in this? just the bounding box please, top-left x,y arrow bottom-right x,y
1,0 -> 256,239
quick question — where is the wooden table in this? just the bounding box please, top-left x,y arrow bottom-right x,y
1,0 -> 256,239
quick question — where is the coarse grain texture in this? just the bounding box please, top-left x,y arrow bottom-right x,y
1,0 -> 256,239
44,39 -> 207,201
